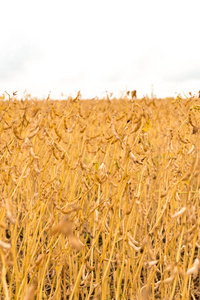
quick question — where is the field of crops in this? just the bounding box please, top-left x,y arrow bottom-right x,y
1,94 -> 200,299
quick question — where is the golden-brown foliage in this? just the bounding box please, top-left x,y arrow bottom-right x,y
0,95 -> 200,299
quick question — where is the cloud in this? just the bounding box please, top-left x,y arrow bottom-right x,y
1,0 -> 200,99
162,65 -> 200,83
0,43 -> 43,82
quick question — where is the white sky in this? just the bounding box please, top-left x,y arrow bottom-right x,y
1,0 -> 200,99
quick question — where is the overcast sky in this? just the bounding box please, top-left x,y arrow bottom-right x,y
1,0 -> 200,99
